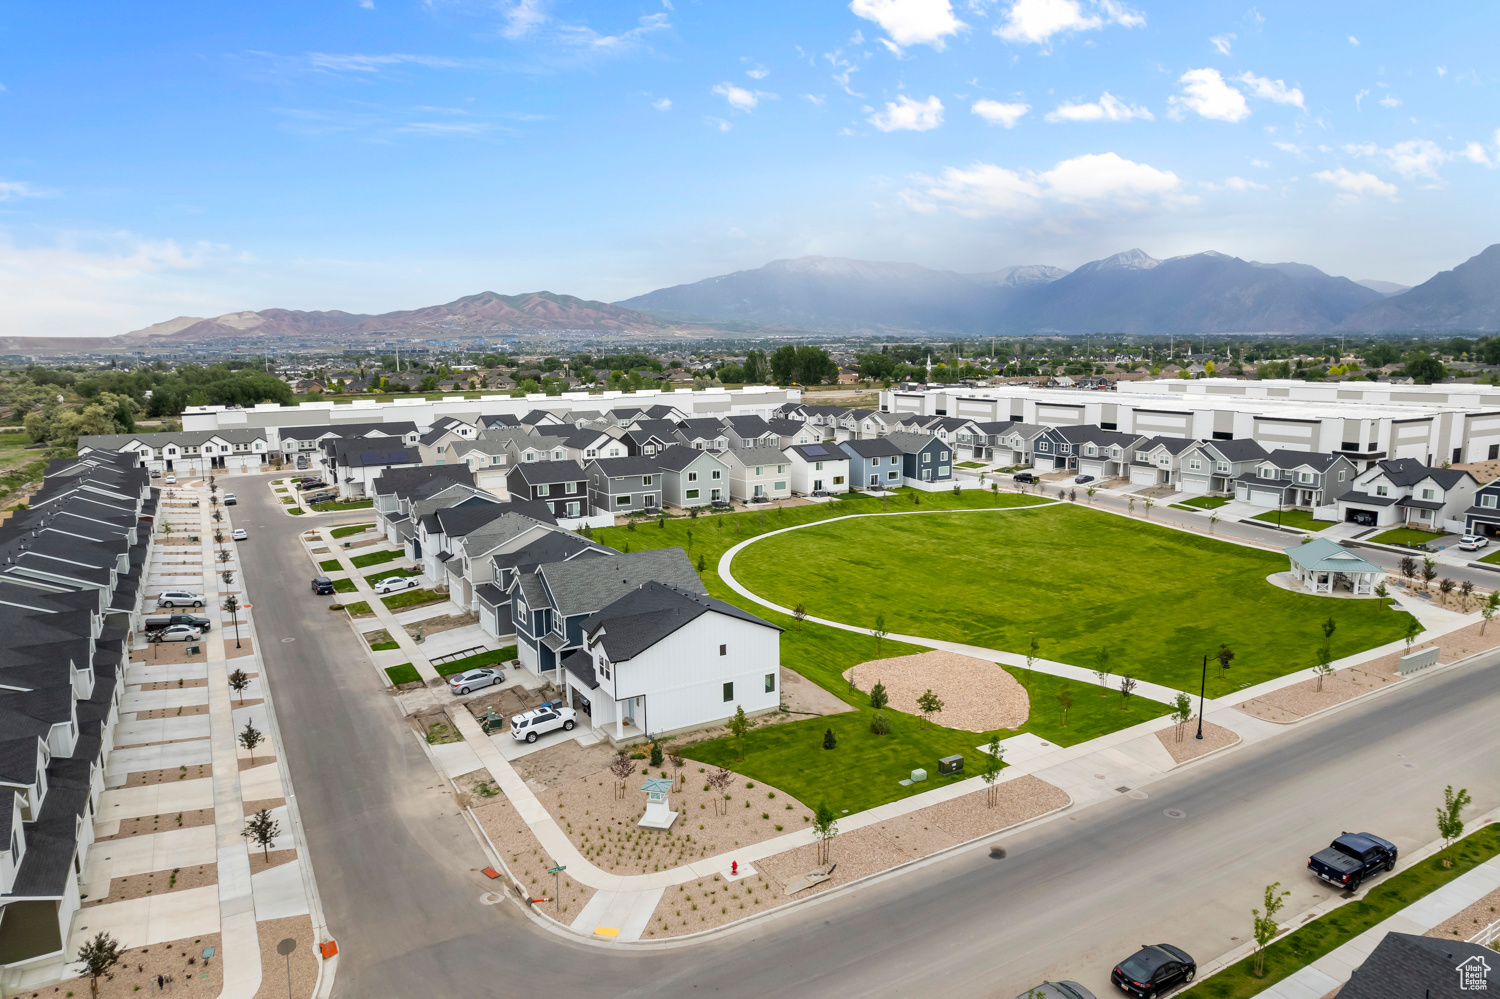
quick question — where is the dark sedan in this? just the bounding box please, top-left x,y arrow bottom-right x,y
1111,944 -> 1196,998
1015,983 -> 1096,999
311,576 -> 336,595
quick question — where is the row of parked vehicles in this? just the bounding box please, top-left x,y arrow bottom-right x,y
1018,830 -> 1397,999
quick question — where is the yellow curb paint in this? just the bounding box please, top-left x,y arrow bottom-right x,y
593,927 -> 620,938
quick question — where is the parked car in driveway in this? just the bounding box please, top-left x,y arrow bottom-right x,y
231,528 -> 248,541
1074,474 -> 1095,484
150,469 -> 162,478
510,705 -> 577,743
155,625 -> 204,643
373,575 -> 420,595
311,577 -> 335,595
144,613 -> 211,632
1459,534 -> 1489,551
449,667 -> 505,695
1111,944 -> 1196,998
1307,832 -> 1397,890
164,474 -> 177,484
156,589 -> 205,608
1015,984 -> 1095,999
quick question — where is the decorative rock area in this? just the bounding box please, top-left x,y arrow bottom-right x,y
842,650 -> 1030,732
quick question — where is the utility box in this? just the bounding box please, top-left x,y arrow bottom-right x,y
910,768 -> 927,783
938,755 -> 964,776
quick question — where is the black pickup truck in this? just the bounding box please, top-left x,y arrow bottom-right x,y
144,613 -> 212,632
1307,832 -> 1397,889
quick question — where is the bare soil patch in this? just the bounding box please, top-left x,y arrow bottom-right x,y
125,764 -> 212,787
248,849 -> 298,875
1427,884 -> 1500,940
473,796 -> 596,923
226,637 -> 256,657
100,808 -> 215,841
137,677 -> 209,691
463,683 -> 563,730
45,932 -> 223,998
364,628 -> 393,648
537,761 -> 813,876
136,704 -> 210,720
1238,647 -> 1409,722
405,610 -> 479,639
244,796 -> 286,815
239,755 -> 277,772
510,740 -> 621,793
1156,720 -> 1240,763
779,665 -> 856,718
136,643 -> 211,666
842,650 -> 1029,732
82,863 -> 217,907
251,915 -> 318,999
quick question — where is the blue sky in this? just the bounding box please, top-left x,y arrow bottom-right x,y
1,0 -> 1497,336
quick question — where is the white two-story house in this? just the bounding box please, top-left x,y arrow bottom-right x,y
1336,459 -> 1478,531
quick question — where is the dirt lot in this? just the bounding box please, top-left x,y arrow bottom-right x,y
778,666 -> 855,718
463,683 -> 564,731
511,740 -> 621,792
100,808 -> 215,841
842,650 -> 1029,732
472,795 -> 597,924
125,764 -> 212,787
537,760 -> 814,876
406,610 -> 479,640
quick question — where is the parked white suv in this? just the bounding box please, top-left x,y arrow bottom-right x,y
1459,534 -> 1490,551
156,589 -> 205,608
510,705 -> 577,743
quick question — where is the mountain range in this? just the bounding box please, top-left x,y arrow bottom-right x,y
618,245 -> 1500,335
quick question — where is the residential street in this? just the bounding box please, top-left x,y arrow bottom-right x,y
236,479 -> 1500,999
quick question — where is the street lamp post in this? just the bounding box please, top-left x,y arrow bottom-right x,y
226,594 -> 241,649
1195,653 -> 1208,741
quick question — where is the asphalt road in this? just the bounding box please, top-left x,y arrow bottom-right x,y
235,478 -> 1500,999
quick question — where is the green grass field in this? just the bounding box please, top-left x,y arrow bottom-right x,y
384,663 -> 421,685
1177,495 -> 1230,509
330,522 -> 375,539
311,498 -> 374,512
431,645 -> 517,677
331,578 -> 357,593
1250,509 -> 1335,531
350,549 -> 402,568
380,587 -> 446,611
317,558 -> 342,572
1369,527 -> 1443,546
730,505 -> 1414,695
341,600 -> 373,617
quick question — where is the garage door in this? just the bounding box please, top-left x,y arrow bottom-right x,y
1129,465 -> 1158,487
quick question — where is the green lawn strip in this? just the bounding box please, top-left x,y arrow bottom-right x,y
1178,495 -> 1230,509
289,509 -> 305,516
1180,823 -> 1500,999
365,567 -> 424,584
349,549 -> 402,568
341,601 -> 373,617
384,663 -> 421,685
311,499 -> 374,511
331,578 -> 358,594
1249,509 -> 1335,531
369,641 -> 400,651
431,646 -> 518,676
955,461 -> 987,469
330,522 -> 376,539
280,497 -> 297,505
380,587 -> 447,611
1002,667 -> 1172,745
317,558 -> 342,572
1478,548 -> 1500,565
729,505 -> 1414,696
1369,527 -> 1444,546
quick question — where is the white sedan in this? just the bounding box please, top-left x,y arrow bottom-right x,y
373,574 -> 421,595
163,474 -> 177,484
156,625 -> 203,643
231,528 -> 248,541
1459,534 -> 1490,551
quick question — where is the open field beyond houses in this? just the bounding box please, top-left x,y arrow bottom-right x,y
731,504 -> 1416,696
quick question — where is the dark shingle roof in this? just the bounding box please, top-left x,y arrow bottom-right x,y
536,547 -> 703,617
510,460 -> 588,486
583,581 -> 778,661
370,464 -> 476,500
590,455 -> 663,478
839,438 -> 903,459
653,445 -> 727,473
1340,931 -> 1494,999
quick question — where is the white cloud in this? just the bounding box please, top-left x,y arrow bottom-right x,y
868,94 -> 944,131
651,97 -> 672,111
1354,88 -> 1369,111
1378,94 -> 1401,108
1461,141 -> 1493,167
849,0 -> 965,50
994,0 -> 1142,47
903,150 -> 1183,217
1347,35 -> 1359,46
1210,33 -> 1235,55
712,82 -> 768,112
746,66 -> 769,80
0,180 -> 45,201
1237,72 -> 1305,109
1314,167 -> 1396,199
804,93 -> 827,107
704,116 -> 731,132
824,50 -> 861,97
300,53 -> 463,74
971,99 -> 1030,127
1204,175 -> 1268,191
1346,139 -> 1453,181
1272,140 -> 1303,155
358,0 -> 374,8
500,0 -> 548,39
1044,91 -> 1152,122
1168,68 -> 1250,122
555,12 -> 670,52
1437,66 -> 1447,77
1250,158 -> 1270,168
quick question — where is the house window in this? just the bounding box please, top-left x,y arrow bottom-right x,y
686,488 -> 700,499
1217,462 -> 1230,473
774,480 -> 786,491
833,475 -> 844,485
939,451 -> 949,460
922,453 -> 931,464
616,495 -> 630,506
644,444 -> 656,456
585,449 -> 597,459
537,483 -> 550,497
688,471 -> 698,482
939,467 -> 950,476
1376,484 -> 1389,496
777,464 -> 786,474
1490,444 -> 1499,461
723,681 -> 734,702
1483,494 -> 1497,509
1137,451 -> 1149,461
755,466 -> 763,475
887,470 -> 899,480
1188,459 -> 1202,471
712,469 -> 722,480
719,644 -> 727,656
643,475 -> 653,486
1338,470 -> 1346,481
765,672 -> 776,693
1421,488 -> 1435,500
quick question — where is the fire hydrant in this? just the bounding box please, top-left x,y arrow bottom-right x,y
731,861 -> 738,876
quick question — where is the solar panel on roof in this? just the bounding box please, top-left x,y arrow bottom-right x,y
804,445 -> 826,456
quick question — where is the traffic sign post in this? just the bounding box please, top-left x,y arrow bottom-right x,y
547,864 -> 566,916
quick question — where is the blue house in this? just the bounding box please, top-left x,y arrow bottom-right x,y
885,431 -> 953,483
839,437 -> 906,490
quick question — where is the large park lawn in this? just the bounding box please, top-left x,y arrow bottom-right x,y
729,505 -> 1415,696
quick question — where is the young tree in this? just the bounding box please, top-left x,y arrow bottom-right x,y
916,689 -> 944,726
1436,784 -> 1473,866
1171,692 -> 1193,742
868,681 -> 888,711
707,767 -> 734,815
76,931 -> 123,999
1057,682 -> 1073,727
608,749 -> 637,800
1118,674 -> 1137,711
1421,557 -> 1438,591
1127,497 -> 1136,516
1321,615 -> 1336,644
811,802 -> 839,865
221,569 -> 235,589
1093,646 -> 1112,696
792,602 -> 806,631
1483,591 -> 1499,635
1404,617 -> 1423,652
1086,486 -> 1097,504
1208,511 -> 1220,534
1251,882 -> 1291,977
1373,580 -> 1389,609
1313,644 -> 1335,692
667,746 -> 685,789
727,705 -> 749,762
1215,643 -> 1237,682
238,720 -> 263,764
243,807 -> 281,862
1143,496 -> 1155,519
1438,577 -> 1455,605
649,740 -> 664,769
872,612 -> 888,657
1459,579 -> 1475,611
822,727 -> 837,751
227,668 -> 251,704
1025,636 -> 1041,689
980,734 -> 1005,807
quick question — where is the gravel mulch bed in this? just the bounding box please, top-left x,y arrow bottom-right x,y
137,677 -> 210,691
244,796 -> 287,815
82,863 -> 217,907
226,637 -> 256,657
644,775 -> 1068,938
115,736 -> 209,751
45,932 -> 223,998
1156,720 -> 1240,763
248,849 -> 298,875
536,761 -> 813,877
1426,884 -> 1500,940
136,704 -> 211,720
842,650 -> 1029,732
99,808 -> 215,841
473,796 -> 596,923
251,915 -> 319,999
135,643 -> 211,666
240,755 -> 277,772
125,764 -> 212,787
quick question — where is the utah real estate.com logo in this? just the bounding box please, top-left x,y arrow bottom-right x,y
1458,955 -> 1492,991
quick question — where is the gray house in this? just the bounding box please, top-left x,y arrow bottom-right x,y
839,437 -> 906,490
1178,438 -> 1270,496
654,445 -> 730,509
587,455 -> 663,515
886,431 -> 953,483
1234,450 -> 1358,509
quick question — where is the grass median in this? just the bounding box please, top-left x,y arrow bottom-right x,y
430,646 -> 518,677
350,549 -> 402,569
330,522 -> 376,539
1181,822 -> 1500,999
380,587 -> 446,611
312,498 -> 374,512
384,663 -> 421,685
1249,509 -> 1335,532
